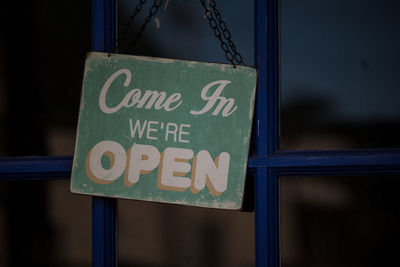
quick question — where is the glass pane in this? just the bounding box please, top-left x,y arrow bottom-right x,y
118,199 -> 254,266
117,0 -> 254,64
0,180 -> 91,266
0,1 -> 91,156
280,0 -> 400,150
280,175 -> 400,267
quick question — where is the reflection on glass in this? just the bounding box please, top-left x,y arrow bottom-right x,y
117,0 -> 254,64
280,0 -> 400,150
0,180 -> 91,266
118,198 -> 254,266
280,175 -> 400,267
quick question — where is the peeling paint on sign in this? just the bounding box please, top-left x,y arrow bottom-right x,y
70,52 -> 257,210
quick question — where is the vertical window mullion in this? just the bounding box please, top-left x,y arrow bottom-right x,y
265,0 -> 279,156
255,0 -> 280,266
92,0 -> 117,266
255,167 -> 268,266
255,0 -> 269,158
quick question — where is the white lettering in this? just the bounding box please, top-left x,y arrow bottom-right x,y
99,69 -> 132,114
136,90 -> 167,109
129,119 -> 147,139
190,80 -> 237,117
157,147 -> 194,191
146,121 -> 158,140
125,144 -> 160,186
99,69 -> 182,114
191,151 -> 230,196
165,123 -> 178,142
178,124 -> 190,143
85,140 -> 127,183
85,142 -> 231,196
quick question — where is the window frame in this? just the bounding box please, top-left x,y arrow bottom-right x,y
1,0 -> 400,267
252,0 -> 400,266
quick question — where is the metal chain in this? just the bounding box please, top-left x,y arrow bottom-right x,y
208,0 -> 243,65
117,0 -> 147,51
128,0 -> 163,51
200,0 -> 244,67
117,0 -> 242,65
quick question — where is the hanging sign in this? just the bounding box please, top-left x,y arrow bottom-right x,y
70,52 -> 257,210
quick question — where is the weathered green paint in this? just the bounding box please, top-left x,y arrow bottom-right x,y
70,52 -> 257,210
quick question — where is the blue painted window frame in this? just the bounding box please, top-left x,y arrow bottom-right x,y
1,0 -> 400,266
252,0 -> 400,266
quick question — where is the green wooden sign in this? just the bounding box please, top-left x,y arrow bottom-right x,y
70,52 -> 257,210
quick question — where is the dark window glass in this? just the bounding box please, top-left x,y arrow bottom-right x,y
280,175 -> 400,267
117,0 -> 254,64
118,198 -> 254,267
0,180 -> 91,266
280,0 -> 400,150
0,1 -> 91,156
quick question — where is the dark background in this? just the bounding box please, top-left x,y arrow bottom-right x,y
1,0 -> 400,266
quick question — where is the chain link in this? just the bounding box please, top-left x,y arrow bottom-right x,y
117,0 -> 243,66
117,0 -> 163,52
200,0 -> 244,67
117,0 -> 147,51
128,0 -> 163,50
209,0 -> 244,65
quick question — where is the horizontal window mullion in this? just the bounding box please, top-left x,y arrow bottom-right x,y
248,152 -> 400,170
0,156 -> 72,180
2,152 -> 400,180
